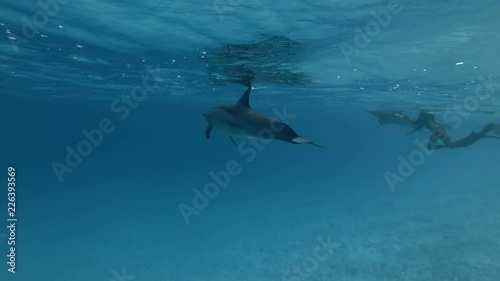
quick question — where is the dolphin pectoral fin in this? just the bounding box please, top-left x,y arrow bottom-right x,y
205,125 -> 213,139
291,137 -> 329,149
229,136 -> 238,147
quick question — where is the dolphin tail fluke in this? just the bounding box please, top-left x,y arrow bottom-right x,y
292,137 -> 329,149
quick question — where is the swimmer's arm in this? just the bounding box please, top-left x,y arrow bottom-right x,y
406,125 -> 423,136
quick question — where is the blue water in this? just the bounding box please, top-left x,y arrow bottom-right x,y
1,0 -> 500,280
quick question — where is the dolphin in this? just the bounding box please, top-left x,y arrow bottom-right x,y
202,86 -> 328,148
368,110 -> 417,128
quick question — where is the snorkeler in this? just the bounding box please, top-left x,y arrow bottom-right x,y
405,111 -> 453,149
370,110 -> 500,149
405,111 -> 452,135
430,123 -> 500,150
408,111 -> 500,150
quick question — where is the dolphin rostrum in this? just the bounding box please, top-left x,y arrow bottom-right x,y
202,86 -> 328,148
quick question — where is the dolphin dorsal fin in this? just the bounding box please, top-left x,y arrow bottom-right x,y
236,87 -> 252,108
